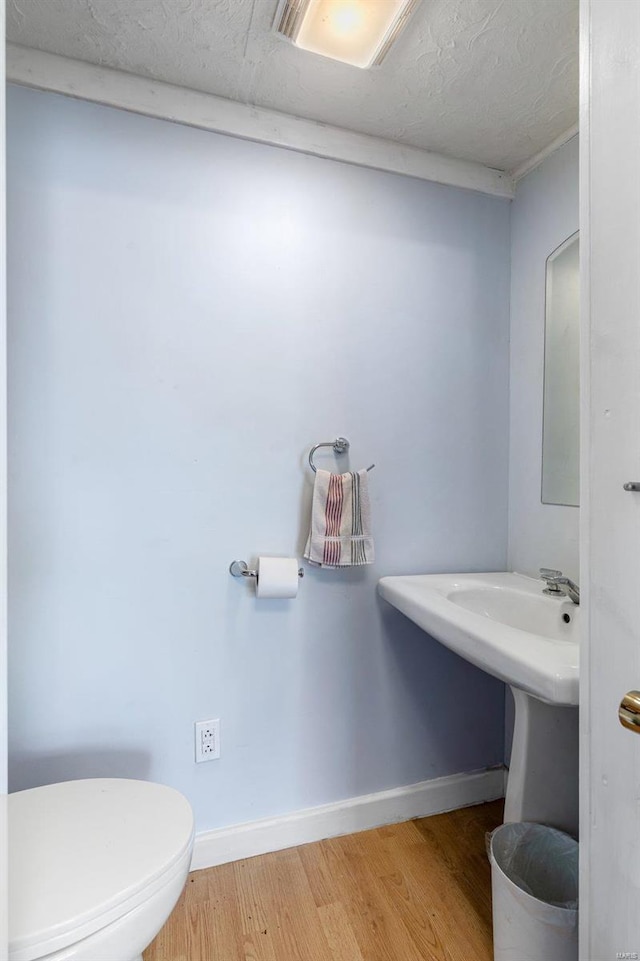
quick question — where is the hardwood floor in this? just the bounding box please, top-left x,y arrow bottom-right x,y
145,800 -> 503,961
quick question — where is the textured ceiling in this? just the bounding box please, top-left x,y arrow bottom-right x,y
6,0 -> 578,172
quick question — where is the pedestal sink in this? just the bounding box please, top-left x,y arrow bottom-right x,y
378,572 -> 579,835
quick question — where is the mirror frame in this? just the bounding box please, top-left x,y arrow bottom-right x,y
541,229 -> 580,508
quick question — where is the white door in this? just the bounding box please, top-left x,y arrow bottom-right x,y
0,0 -> 8,956
581,1 -> 640,956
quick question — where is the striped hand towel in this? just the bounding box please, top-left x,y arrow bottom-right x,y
304,469 -> 374,568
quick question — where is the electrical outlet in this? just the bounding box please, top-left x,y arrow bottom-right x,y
195,718 -> 220,763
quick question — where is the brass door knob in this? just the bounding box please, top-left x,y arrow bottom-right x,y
619,691 -> 640,733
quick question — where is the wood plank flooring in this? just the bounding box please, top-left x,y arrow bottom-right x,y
144,800 -> 503,961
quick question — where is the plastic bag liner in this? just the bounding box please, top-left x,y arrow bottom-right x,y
488,823 -> 578,961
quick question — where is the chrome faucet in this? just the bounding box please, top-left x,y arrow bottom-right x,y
539,568 -> 580,605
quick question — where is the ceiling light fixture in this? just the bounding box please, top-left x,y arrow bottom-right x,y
275,0 -> 420,69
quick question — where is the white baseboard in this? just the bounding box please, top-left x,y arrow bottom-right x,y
191,767 -> 506,871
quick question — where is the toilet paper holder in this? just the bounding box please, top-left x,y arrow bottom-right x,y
229,560 -> 304,580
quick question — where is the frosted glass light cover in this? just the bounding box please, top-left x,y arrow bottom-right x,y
282,0 -> 418,69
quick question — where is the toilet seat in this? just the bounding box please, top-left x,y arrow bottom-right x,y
9,779 -> 195,961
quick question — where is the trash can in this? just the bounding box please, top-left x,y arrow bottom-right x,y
488,822 -> 578,961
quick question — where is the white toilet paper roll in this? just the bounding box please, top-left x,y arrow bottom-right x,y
256,557 -> 299,599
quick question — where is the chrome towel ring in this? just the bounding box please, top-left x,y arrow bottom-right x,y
308,437 -> 374,473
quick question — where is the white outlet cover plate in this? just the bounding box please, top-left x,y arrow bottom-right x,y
195,719 -> 220,763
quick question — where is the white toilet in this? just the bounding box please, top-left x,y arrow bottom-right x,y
9,778 -> 195,961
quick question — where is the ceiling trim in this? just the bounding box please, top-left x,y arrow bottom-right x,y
511,123 -> 579,183
6,44 -> 515,200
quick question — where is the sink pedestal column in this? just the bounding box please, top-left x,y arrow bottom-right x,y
504,686 -> 579,837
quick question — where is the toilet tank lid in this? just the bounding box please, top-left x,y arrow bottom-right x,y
8,778 -> 194,960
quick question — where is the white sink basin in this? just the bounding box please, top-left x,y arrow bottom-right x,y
378,571 -> 579,706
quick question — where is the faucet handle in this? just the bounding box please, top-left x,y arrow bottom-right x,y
540,567 -> 562,580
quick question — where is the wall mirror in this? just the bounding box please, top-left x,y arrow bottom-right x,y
542,231 -> 580,507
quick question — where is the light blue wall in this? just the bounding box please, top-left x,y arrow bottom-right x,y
508,136 -> 580,582
7,86 -> 509,833
504,136 -> 579,767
